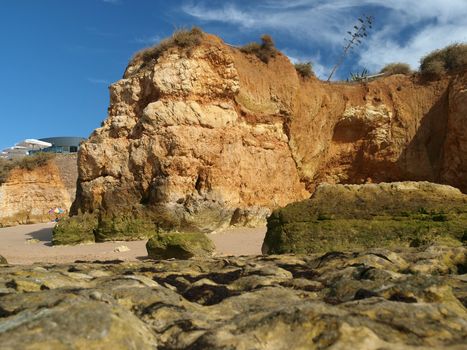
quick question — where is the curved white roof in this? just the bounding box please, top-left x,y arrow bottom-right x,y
15,139 -> 52,150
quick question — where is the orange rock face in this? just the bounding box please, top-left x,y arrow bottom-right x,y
0,161 -> 72,226
72,34 -> 467,231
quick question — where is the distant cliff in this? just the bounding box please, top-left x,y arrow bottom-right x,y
71,32 -> 467,233
0,154 -> 77,227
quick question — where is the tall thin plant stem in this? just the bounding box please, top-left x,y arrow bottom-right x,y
327,15 -> 373,82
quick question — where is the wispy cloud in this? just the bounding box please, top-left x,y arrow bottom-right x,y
283,50 -> 330,80
87,78 -> 110,85
102,0 -> 120,4
133,34 -> 162,45
182,0 -> 467,75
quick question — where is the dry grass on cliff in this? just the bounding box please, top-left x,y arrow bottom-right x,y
380,62 -> 412,76
0,153 -> 55,184
240,34 -> 278,63
294,62 -> 315,78
420,43 -> 467,77
130,27 -> 204,69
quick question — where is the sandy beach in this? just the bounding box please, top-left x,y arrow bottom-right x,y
0,222 -> 266,264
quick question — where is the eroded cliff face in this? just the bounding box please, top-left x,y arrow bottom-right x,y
72,33 -> 467,232
0,160 -> 72,226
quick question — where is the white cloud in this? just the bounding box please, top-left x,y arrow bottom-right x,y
182,2 -> 347,45
283,49 -> 330,79
182,0 -> 467,74
359,24 -> 467,72
102,0 -> 120,4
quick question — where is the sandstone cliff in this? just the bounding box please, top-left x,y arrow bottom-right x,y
0,155 -> 77,227
72,32 -> 467,233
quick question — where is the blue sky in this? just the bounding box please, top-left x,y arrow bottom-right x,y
1,0 -> 466,151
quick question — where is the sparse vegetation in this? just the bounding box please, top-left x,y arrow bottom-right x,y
127,27 -> 204,76
420,43 -> 467,77
0,153 -> 55,184
327,15 -> 374,81
240,34 -> 278,63
380,62 -> 412,75
347,68 -> 370,81
294,62 -> 315,78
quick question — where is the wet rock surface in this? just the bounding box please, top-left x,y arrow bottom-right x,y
0,245 -> 465,349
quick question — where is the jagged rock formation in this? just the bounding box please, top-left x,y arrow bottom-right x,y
0,245 -> 465,349
0,156 -> 76,227
263,182 -> 467,254
72,33 -> 467,233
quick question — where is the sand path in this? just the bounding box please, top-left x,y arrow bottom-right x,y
0,223 -> 266,265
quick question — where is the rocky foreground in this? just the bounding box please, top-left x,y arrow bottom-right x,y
0,245 -> 466,349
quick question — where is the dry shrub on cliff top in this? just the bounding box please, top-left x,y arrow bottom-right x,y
130,27 -> 204,68
0,153 -> 55,184
420,43 -> 467,77
0,159 -> 15,184
294,62 -> 315,78
240,34 -> 278,63
380,62 -> 412,76
17,152 -> 54,170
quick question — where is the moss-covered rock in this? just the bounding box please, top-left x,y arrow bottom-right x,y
52,213 -> 97,245
0,255 -> 7,264
263,182 -> 467,254
94,216 -> 157,242
146,232 -> 215,259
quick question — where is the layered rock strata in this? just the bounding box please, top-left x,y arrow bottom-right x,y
72,33 -> 467,234
264,182 -> 467,254
0,245 -> 465,349
0,160 -> 73,227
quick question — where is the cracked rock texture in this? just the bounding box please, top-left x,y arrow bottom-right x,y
71,33 -> 467,233
0,245 -> 465,349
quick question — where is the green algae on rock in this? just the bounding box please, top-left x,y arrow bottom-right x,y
263,182 -> 467,254
146,231 -> 215,259
94,216 -> 157,242
52,212 -> 97,245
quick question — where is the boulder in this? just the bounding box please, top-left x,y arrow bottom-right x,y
52,212 -> 97,245
0,255 -> 7,264
146,232 -> 215,259
263,182 -> 467,254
